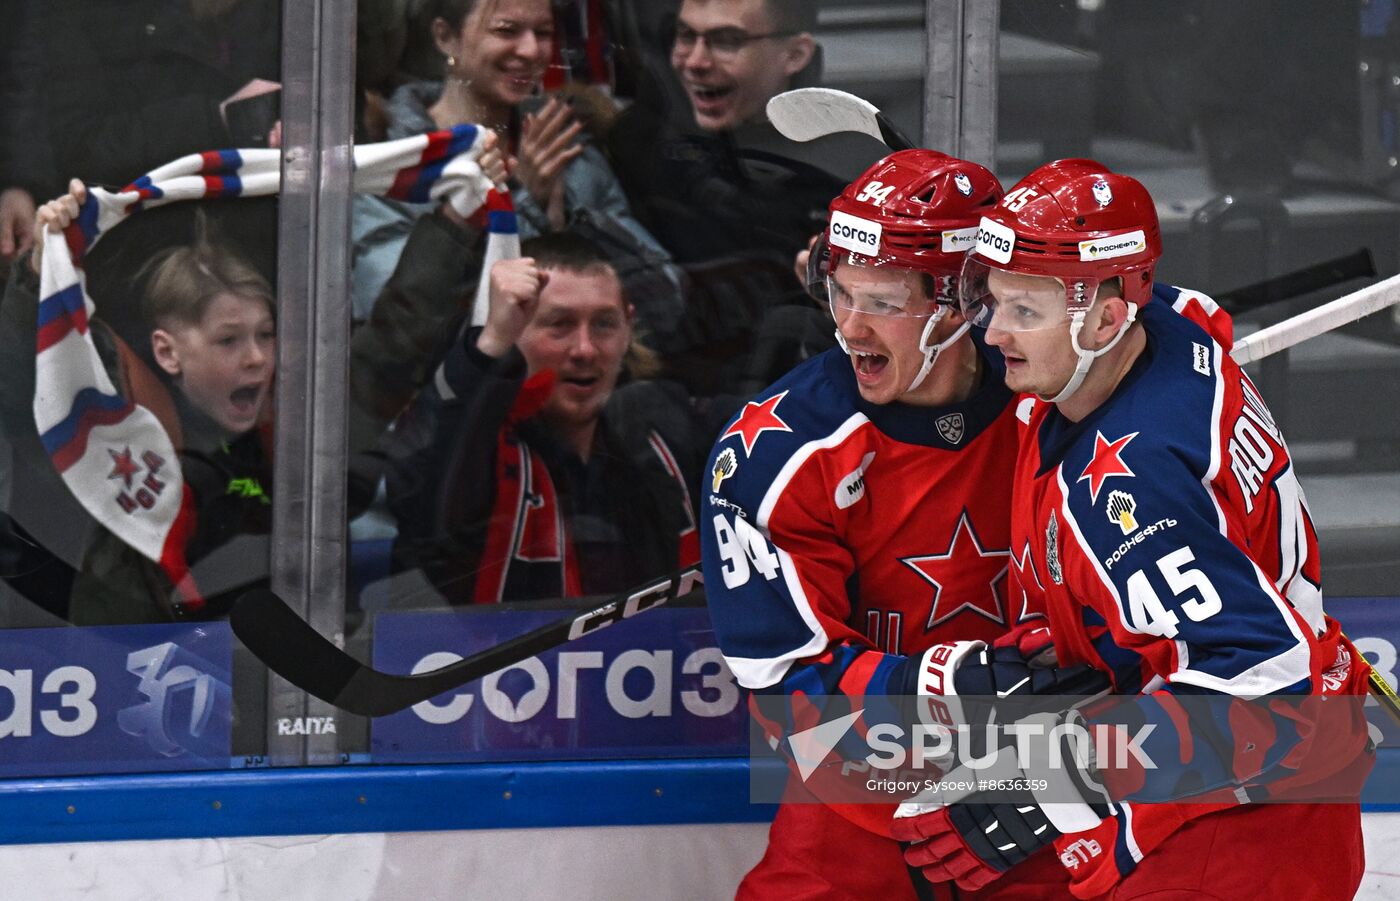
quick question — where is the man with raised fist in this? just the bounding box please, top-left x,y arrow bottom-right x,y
387,232 -> 703,604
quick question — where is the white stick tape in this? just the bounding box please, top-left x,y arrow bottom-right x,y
1231,272 -> 1400,364
766,87 -> 884,144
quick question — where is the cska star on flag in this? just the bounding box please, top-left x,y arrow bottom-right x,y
1077,430 -> 1138,504
722,390 -> 792,457
106,445 -> 169,514
107,446 -> 141,488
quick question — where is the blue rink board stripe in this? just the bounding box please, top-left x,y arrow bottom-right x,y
0,758 -> 776,846
0,751 -> 1395,845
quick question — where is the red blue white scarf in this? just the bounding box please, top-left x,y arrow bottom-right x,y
34,125 -> 515,613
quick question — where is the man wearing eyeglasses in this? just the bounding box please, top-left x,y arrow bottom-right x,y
607,0 -> 846,399
670,0 -> 816,132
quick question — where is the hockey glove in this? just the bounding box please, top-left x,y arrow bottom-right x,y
892,709 -> 1114,891
892,795 -> 1061,891
910,637 -> 1110,734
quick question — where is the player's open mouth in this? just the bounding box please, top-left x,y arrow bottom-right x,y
562,375 -> 600,390
851,350 -> 889,380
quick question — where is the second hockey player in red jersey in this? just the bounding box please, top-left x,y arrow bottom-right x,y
892,159 -> 1374,899
702,151 -> 1088,898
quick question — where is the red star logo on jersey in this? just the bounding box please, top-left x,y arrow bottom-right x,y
722,390 -> 792,457
1010,541 -> 1048,624
900,511 -> 1009,630
1077,431 -> 1138,504
107,446 -> 141,489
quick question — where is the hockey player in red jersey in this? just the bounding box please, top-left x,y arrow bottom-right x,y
891,159 -> 1373,899
701,150 -> 1089,899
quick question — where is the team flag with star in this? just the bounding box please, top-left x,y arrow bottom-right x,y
33,125 -> 511,613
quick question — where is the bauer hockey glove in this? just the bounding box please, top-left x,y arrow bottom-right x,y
909,637 -> 1110,738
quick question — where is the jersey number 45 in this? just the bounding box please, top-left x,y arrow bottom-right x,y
1123,547 -> 1223,638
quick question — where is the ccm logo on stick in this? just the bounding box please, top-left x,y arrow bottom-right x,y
567,568 -> 704,640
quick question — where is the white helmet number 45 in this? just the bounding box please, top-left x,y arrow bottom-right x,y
1002,186 -> 1040,212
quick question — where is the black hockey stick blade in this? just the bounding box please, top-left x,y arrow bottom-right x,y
230,566 -> 704,717
1215,248 -> 1376,314
767,87 -> 914,151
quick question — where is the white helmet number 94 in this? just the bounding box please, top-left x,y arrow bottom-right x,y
856,180 -> 897,205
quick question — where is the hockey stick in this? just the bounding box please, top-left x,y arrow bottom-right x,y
236,95 -> 1400,719
766,87 -> 914,150
774,83 -> 1400,724
1215,248 -> 1376,314
1230,270 -> 1400,365
230,566 -> 703,716
768,84 -> 1400,376
233,264 -> 1400,720
1229,273 -> 1400,722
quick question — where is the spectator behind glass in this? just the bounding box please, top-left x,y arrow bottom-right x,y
351,0 -> 682,343
386,233 -> 703,605
671,0 -> 816,133
604,0 -> 843,399
608,0 -> 840,267
2,181 -> 276,625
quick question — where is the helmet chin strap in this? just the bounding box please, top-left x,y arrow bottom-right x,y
830,297 -> 851,354
906,308 -> 969,394
1045,303 -> 1139,404
831,304 -> 968,395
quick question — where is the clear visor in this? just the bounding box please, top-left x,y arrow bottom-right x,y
826,251 -> 943,320
958,256 -> 1083,332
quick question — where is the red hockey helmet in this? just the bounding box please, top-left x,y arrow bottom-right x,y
960,158 -> 1162,325
959,160 -> 1163,403
819,149 -> 1004,299
815,150 -> 1003,393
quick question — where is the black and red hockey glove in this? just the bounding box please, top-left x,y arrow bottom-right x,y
892,795 -> 1061,891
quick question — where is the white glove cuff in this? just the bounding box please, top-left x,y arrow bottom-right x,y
1026,711 -> 1109,835
914,640 -> 985,729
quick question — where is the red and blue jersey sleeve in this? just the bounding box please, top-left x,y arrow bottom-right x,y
700,360 -> 918,708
